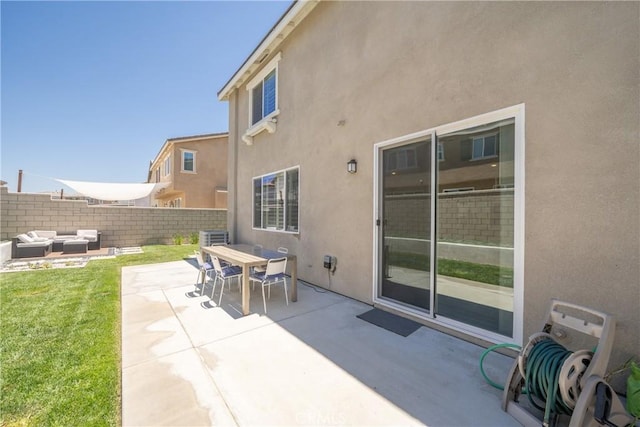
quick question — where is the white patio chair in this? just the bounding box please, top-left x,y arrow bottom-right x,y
251,246 -> 287,290
249,257 -> 288,314
210,255 -> 243,306
193,250 -> 214,296
252,244 -> 266,282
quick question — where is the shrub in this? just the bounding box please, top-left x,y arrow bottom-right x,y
189,232 -> 199,245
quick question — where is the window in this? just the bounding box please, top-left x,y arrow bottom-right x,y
247,53 -> 281,126
181,150 -> 196,173
251,70 -> 276,125
163,156 -> 171,176
155,168 -> 160,182
471,134 -> 498,160
253,167 -> 299,233
437,143 -> 445,161
385,147 -> 418,172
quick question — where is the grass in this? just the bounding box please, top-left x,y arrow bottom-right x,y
388,251 -> 514,287
0,244 -> 198,427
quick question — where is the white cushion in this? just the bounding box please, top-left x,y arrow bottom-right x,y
17,233 -> 34,243
77,230 -> 98,241
27,231 -> 48,242
33,230 -> 57,239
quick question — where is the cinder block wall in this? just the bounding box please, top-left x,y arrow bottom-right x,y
0,187 -> 227,248
385,190 -> 514,245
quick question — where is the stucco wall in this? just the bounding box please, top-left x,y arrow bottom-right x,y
152,134 -> 228,209
1,187 -> 227,247
226,0 -> 639,377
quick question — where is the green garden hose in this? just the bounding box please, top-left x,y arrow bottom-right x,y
480,339 -> 577,426
525,339 -> 574,425
479,342 -> 522,390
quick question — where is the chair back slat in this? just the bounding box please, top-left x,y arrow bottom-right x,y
265,257 -> 287,276
195,251 -> 205,267
211,255 -> 224,273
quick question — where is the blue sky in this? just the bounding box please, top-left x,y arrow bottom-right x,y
1,0 -> 292,193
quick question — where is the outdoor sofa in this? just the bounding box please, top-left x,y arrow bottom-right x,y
33,230 -> 101,252
11,229 -> 101,259
11,234 -> 53,259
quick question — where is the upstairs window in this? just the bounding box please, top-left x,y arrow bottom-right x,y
181,150 -> 196,173
251,70 -> 276,125
247,53 -> 281,126
163,156 -> 171,176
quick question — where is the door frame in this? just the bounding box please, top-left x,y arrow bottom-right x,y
372,104 -> 525,345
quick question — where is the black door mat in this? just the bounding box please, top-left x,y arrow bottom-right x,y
357,308 -> 422,337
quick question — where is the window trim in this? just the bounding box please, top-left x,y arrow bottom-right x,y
252,165 -> 300,234
244,53 -> 282,143
163,155 -> 171,177
180,149 -> 196,173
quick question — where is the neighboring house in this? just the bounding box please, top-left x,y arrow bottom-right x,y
218,0 -> 639,380
148,133 -> 228,208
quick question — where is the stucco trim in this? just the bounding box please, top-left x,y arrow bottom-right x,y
217,1 -> 319,101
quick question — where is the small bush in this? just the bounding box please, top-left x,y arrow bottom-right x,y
172,234 -> 184,245
189,232 -> 199,245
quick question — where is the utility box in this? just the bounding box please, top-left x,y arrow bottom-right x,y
199,230 -> 229,247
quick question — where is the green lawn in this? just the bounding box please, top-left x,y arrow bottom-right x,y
0,244 -> 198,427
388,251 -> 514,287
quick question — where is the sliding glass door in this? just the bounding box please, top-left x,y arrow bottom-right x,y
379,137 -> 432,311
375,106 -> 522,341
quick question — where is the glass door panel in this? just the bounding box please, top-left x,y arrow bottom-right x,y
380,138 -> 431,311
435,119 -> 515,337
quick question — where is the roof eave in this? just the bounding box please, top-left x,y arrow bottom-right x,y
217,0 -> 319,101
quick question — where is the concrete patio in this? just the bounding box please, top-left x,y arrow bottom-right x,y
121,257 -> 520,426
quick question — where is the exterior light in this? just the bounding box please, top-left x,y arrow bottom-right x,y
347,159 -> 357,174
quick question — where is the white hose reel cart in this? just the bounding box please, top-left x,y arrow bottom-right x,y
502,299 -> 636,427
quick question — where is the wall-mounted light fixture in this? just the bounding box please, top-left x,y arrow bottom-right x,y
347,159 -> 357,174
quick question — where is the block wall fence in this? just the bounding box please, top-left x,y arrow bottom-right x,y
0,187 -> 227,248
384,189 -> 514,246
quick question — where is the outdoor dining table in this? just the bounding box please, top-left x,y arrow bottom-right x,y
201,244 -> 297,315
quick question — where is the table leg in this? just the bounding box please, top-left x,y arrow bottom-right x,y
291,257 -> 297,302
242,265 -> 250,315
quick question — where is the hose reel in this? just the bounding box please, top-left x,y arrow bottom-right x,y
517,332 -> 593,412
502,299 -> 635,427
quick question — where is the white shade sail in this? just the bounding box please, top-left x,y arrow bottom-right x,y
57,179 -> 169,201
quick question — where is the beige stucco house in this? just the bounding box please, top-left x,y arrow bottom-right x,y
148,132 -> 228,208
218,0 -> 639,384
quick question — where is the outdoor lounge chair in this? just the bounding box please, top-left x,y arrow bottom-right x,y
11,234 -> 53,258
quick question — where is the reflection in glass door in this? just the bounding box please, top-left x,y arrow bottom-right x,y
435,119 -> 515,337
380,138 -> 431,311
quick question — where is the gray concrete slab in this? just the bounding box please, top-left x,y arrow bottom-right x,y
121,258 -> 520,426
